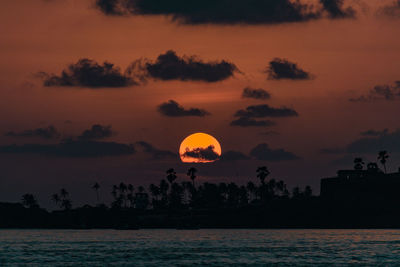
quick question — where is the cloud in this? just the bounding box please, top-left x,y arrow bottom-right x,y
0,140 -> 135,158
135,141 -> 177,160
260,131 -> 280,136
41,51 -> 238,87
266,58 -> 312,80
249,143 -> 300,161
320,0 -> 355,18
158,100 -> 210,117
78,124 -> 114,140
242,87 -> 271,100
95,0 -> 356,24
5,126 -> 60,140
346,129 -> 400,153
220,150 -> 249,161
234,104 -> 298,118
230,117 -> 276,127
349,82 -> 400,102
360,129 -> 389,137
39,58 -> 136,88
319,148 -> 345,154
134,50 -> 238,82
379,0 -> 400,17
181,145 -> 220,161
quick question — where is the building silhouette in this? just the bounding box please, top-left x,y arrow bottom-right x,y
321,163 -> 400,203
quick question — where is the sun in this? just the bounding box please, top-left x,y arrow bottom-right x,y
179,133 -> 222,163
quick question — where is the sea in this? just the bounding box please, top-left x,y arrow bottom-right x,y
1,229 -> 400,266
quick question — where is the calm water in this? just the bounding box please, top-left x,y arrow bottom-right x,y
1,229 -> 400,266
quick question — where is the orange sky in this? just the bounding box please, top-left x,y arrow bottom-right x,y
1,0 -> 400,207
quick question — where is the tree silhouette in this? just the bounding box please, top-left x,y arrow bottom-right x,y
304,186 -> 312,198
21,194 -> 39,209
58,188 -> 72,210
378,151 -> 389,173
292,186 -> 301,199
187,167 -> 198,188
119,183 -> 128,208
246,181 -> 256,202
51,193 -> 61,208
354,157 -> 365,170
166,168 -> 177,184
61,199 -> 72,210
256,166 -> 270,185
92,182 -> 100,204
60,188 -> 69,199
159,179 -> 169,207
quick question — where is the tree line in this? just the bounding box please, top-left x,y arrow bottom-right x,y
20,166 -> 313,211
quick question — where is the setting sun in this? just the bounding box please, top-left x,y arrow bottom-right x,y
179,133 -> 222,163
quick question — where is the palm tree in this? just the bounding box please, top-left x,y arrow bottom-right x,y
378,151 -> 389,173
304,186 -> 312,198
246,181 -> 256,202
51,193 -> 60,208
354,157 -> 365,170
138,186 -> 145,193
128,184 -> 134,194
119,183 -> 128,207
127,192 -> 135,208
166,168 -> 177,184
256,166 -> 270,185
149,184 -> 160,200
61,199 -> 72,210
292,186 -> 301,199
21,194 -> 39,209
60,188 -> 69,199
187,167 -> 197,188
159,179 -> 169,204
111,185 -> 118,200
92,182 -> 100,204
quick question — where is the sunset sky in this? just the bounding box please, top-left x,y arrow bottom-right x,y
1,0 -> 400,207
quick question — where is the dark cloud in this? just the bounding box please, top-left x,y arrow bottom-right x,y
234,104 -> 298,118
158,100 -> 210,117
135,141 -> 177,160
242,87 -> 271,100
5,126 -> 60,140
250,143 -> 300,161
320,0 -> 355,18
360,129 -> 389,137
266,58 -> 312,80
220,150 -> 249,161
182,145 -> 220,161
346,129 -> 400,153
39,59 -> 136,88
133,50 -> 238,82
95,0 -> 356,24
78,124 -> 114,140
0,140 -> 135,158
230,117 -> 276,127
41,51 -> 237,87
380,0 -> 400,17
349,82 -> 400,102
319,148 -> 345,154
260,131 -> 280,136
